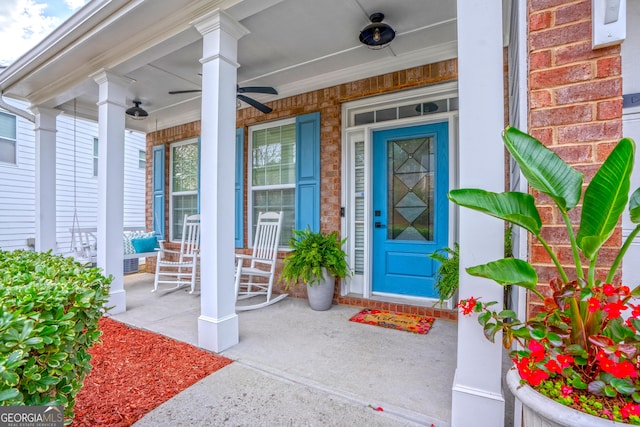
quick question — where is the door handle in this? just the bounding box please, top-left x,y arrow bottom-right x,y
375,222 -> 386,229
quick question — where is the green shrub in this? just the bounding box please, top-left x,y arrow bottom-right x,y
0,250 -> 111,421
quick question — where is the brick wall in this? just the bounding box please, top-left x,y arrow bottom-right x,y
527,0 -> 623,315
146,59 -> 458,319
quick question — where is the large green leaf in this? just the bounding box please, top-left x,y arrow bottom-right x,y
503,126 -> 583,211
448,189 -> 542,235
466,258 -> 538,291
577,138 -> 635,260
629,187 -> 640,224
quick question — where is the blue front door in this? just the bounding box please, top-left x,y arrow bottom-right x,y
372,122 -> 449,298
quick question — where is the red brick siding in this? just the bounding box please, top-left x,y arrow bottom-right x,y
527,0 -> 623,316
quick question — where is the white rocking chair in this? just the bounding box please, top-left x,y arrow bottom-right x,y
153,214 -> 200,294
235,211 -> 287,311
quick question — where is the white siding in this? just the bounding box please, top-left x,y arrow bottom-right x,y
0,99 -> 146,253
0,111 -> 36,250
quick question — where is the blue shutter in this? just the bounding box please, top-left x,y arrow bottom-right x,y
152,145 -> 166,240
295,112 -> 320,232
235,128 -> 244,248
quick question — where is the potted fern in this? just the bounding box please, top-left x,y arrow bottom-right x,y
281,228 -> 349,311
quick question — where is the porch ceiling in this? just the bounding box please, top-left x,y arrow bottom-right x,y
0,0 -> 500,133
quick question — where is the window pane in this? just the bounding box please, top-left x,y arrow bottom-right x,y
172,143 -> 199,192
376,107 -> 396,122
93,138 -> 99,176
0,138 -> 16,164
138,150 -> 146,168
399,104 -> 421,119
252,123 -> 296,187
172,194 -> 198,239
0,112 -> 16,140
354,111 -> 374,126
252,188 -> 295,246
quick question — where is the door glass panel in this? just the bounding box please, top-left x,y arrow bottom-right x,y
387,137 -> 434,241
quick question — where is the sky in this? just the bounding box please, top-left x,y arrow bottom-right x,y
0,0 -> 88,66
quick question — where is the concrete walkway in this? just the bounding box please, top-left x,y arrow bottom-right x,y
111,273 -> 513,426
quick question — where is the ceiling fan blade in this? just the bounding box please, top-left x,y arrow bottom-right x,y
168,90 -> 202,95
237,86 -> 278,95
237,94 -> 272,114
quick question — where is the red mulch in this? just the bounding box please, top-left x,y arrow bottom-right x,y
70,317 -> 232,426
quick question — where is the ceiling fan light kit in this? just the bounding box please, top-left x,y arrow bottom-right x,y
125,101 -> 148,120
359,12 -> 395,49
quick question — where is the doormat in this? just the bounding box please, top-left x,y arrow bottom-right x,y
349,308 -> 435,335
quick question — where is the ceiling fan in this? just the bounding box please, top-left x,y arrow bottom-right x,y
168,85 -> 277,114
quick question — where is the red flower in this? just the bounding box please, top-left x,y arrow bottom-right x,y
560,385 -> 573,397
544,359 -> 562,374
621,403 -> 640,419
527,369 -> 549,386
619,285 -> 631,296
631,304 -> 640,319
603,301 -> 628,319
611,360 -> 638,379
597,351 -> 616,374
556,354 -> 574,368
528,340 -> 546,362
457,297 -> 477,316
587,297 -> 601,313
603,283 -> 616,296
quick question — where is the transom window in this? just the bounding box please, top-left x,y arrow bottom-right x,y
170,139 -> 199,240
249,119 -> 296,246
0,112 -> 17,165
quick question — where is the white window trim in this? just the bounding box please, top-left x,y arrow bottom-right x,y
169,137 -> 199,242
0,111 -> 18,166
247,117 -> 296,248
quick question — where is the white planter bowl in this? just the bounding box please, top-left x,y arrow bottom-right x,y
506,368 -> 626,427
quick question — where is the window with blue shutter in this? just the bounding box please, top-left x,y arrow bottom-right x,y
235,128 -> 244,248
152,145 -> 165,240
247,113 -> 320,246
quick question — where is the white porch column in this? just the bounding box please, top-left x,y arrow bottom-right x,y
92,70 -> 131,315
32,107 -> 61,252
193,10 -> 248,352
452,1 -> 506,426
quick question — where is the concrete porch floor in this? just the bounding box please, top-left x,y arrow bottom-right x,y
111,273 -> 514,426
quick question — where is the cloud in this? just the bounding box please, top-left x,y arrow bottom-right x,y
0,0 -> 61,66
65,0 -> 86,11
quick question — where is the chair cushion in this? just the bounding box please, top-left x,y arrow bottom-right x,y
123,232 -> 136,255
131,236 -> 160,253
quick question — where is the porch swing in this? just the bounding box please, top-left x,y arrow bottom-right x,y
68,99 -> 97,265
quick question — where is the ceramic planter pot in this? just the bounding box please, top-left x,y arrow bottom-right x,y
506,367 -> 624,427
306,269 -> 335,311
